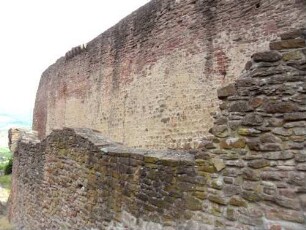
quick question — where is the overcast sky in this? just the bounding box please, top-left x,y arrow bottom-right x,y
0,0 -> 150,124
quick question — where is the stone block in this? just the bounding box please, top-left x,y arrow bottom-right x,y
280,29 -> 306,40
223,185 -> 241,197
238,128 -> 261,136
282,50 -> 304,61
242,114 -> 264,126
241,191 -> 262,202
252,51 -> 282,62
270,39 -> 305,50
208,195 -> 227,205
229,101 -> 253,112
220,138 -> 246,149
284,112 -> 306,121
211,158 -> 226,172
210,125 -> 229,138
263,151 -> 294,160
242,168 -> 260,181
263,101 -> 299,114
217,84 -> 237,99
229,196 -> 248,207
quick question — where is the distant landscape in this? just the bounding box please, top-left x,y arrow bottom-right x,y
0,113 -> 31,148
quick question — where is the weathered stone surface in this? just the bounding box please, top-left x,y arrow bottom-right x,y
272,128 -> 293,137
266,209 -> 305,224
208,195 -> 227,205
217,84 -> 237,99
220,138 -> 246,149
260,133 -> 282,143
242,168 -> 260,181
295,152 -> 306,162
284,121 -> 306,128
263,151 -> 294,160
270,39 -> 305,50
263,101 -> 299,114
211,158 -> 226,172
210,125 -> 228,138
11,23 -> 306,230
238,128 -> 261,136
242,114 -> 264,126
275,197 -> 301,210
229,196 -> 248,207
282,50 -> 304,61
280,29 -> 306,40
248,159 -> 270,169
229,101 -> 253,112
241,191 -> 262,202
284,112 -> 306,121
252,51 -> 282,62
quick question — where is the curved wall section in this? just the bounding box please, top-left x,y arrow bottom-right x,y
33,0 -> 306,149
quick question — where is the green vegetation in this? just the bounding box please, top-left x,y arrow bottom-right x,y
0,175 -> 11,190
0,147 -> 12,174
4,159 -> 12,175
0,147 -> 12,159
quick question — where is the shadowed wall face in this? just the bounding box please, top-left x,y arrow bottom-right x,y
33,0 -> 306,149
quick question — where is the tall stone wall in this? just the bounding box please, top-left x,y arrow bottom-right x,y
33,0 -> 306,149
11,31 -> 306,229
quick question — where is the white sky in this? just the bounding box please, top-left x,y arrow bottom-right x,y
0,0 -> 150,122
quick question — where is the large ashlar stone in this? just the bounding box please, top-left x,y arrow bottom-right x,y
252,51 -> 282,62
270,39 -> 305,50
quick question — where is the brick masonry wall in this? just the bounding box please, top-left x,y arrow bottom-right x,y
10,31 -> 306,229
33,0 -> 306,149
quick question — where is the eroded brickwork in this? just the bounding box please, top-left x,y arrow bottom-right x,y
11,31 -> 306,229
33,0 -> 306,149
